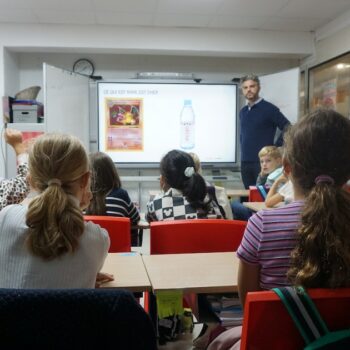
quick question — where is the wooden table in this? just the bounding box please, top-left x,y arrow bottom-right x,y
101,253 -> 151,292
243,201 -> 284,212
226,189 -> 249,199
243,201 -> 267,212
142,252 -> 239,294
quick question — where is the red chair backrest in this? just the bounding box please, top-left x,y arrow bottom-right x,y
150,219 -> 247,254
240,288 -> 350,350
343,184 -> 350,193
248,186 -> 264,202
84,216 -> 131,253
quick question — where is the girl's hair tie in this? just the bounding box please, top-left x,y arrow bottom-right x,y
314,175 -> 334,185
47,178 -> 62,187
184,167 -> 195,178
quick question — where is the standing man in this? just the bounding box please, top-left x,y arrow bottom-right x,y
239,75 -> 290,189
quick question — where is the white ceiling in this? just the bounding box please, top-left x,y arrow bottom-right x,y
0,0 -> 350,33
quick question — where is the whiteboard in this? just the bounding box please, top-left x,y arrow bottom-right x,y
97,82 -> 237,166
44,63 -> 90,149
260,67 -> 299,124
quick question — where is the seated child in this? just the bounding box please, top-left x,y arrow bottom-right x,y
0,133 -> 111,288
208,108 -> 350,350
146,149 -> 223,222
85,152 -> 141,245
232,146 -> 282,220
255,145 -> 283,187
189,152 -> 233,219
265,174 -> 294,208
0,128 -> 29,211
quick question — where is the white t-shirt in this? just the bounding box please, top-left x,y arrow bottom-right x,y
266,167 -> 283,187
0,204 -> 110,289
278,180 -> 294,204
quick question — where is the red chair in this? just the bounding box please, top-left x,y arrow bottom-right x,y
150,219 -> 247,254
240,288 -> 350,350
146,219 -> 247,315
83,216 -> 131,253
248,186 -> 264,202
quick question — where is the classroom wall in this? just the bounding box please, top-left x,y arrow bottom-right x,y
0,22 -> 310,178
17,52 -> 300,103
3,49 -> 20,98
301,12 -> 350,69
0,20 -> 346,208
0,22 -> 312,99
314,25 -> 350,65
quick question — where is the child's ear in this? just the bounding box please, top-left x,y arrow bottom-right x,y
80,171 -> 90,189
159,175 -> 169,191
160,175 -> 165,189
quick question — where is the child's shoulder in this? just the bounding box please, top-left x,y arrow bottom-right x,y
267,167 -> 283,181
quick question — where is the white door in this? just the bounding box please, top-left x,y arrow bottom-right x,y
44,63 -> 90,149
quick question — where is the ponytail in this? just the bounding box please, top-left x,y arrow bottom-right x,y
283,108 -> 350,288
26,185 -> 84,260
182,172 -> 210,210
26,133 -> 89,260
160,150 -> 210,211
288,184 -> 350,288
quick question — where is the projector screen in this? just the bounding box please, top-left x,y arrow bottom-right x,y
98,82 -> 237,167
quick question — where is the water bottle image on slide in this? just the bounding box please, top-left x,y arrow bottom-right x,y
180,99 -> 195,149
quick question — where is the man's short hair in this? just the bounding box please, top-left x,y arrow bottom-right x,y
240,74 -> 260,86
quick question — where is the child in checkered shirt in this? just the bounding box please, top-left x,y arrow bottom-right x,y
146,150 -> 223,221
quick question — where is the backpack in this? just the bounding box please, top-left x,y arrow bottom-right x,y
273,286 -> 350,349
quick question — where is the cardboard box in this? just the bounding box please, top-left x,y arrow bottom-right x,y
12,104 -> 38,123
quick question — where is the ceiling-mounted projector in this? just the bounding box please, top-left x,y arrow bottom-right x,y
136,72 -> 195,80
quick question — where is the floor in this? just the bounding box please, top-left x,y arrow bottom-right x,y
132,228 -> 205,349
158,324 -> 203,350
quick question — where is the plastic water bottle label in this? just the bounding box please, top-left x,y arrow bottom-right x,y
180,100 -> 195,149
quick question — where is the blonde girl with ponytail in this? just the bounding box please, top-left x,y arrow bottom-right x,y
0,133 -> 111,288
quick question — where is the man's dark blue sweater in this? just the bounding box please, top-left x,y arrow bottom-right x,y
240,99 -> 290,162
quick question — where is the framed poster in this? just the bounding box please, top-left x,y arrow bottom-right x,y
308,52 -> 350,117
